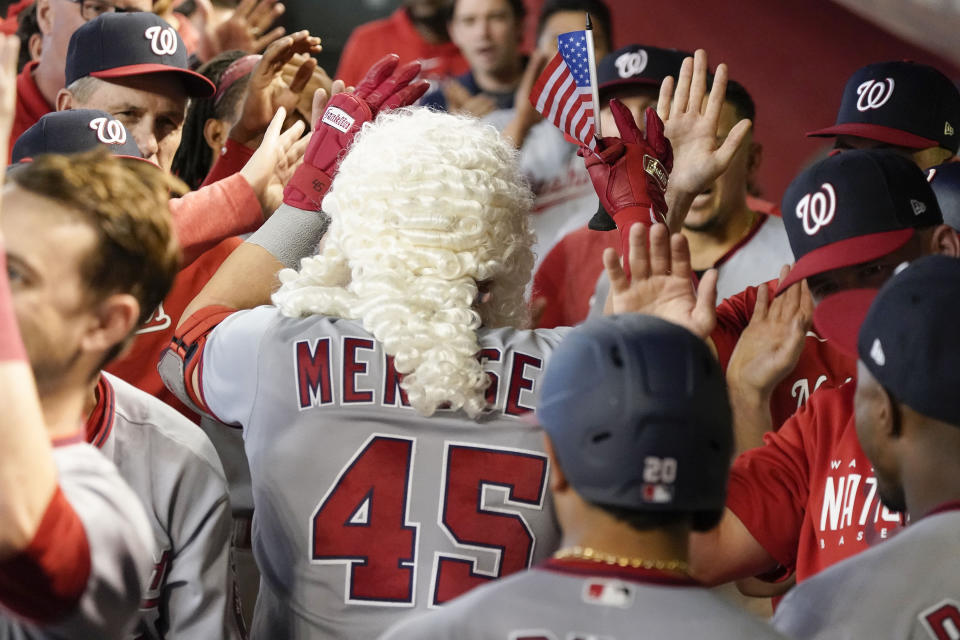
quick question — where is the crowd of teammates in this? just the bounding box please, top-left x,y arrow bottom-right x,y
0,0 -> 958,638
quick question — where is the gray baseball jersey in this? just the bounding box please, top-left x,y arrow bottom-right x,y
91,373 -> 242,640
379,559 -> 789,640
0,441 -> 154,640
773,503 -> 960,639
589,213 -> 793,317
189,306 -> 569,639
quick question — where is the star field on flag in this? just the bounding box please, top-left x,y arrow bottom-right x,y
529,30 -> 597,149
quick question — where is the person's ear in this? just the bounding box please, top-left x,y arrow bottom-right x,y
79,293 -> 140,356
203,117 -> 228,154
55,88 -> 74,112
543,434 -> 569,493
930,224 -> 960,258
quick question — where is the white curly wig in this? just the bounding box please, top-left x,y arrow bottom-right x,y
272,108 -> 535,418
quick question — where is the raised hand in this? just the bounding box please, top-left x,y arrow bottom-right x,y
240,107 -> 309,215
195,0 -> 287,61
656,49 -> 752,232
230,31 -> 323,146
728,266 -> 812,398
725,266 -> 812,450
604,223 -> 718,339
283,54 -> 429,211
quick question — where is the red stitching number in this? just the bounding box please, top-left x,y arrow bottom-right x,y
432,444 -> 548,605
310,436 -> 418,605
311,436 -> 548,607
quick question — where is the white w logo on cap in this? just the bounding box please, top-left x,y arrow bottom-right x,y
856,78 -> 895,112
795,183 -> 837,236
89,117 -> 126,145
144,25 -> 178,56
614,50 -> 648,78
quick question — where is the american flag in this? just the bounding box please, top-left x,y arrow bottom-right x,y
529,30 -> 596,149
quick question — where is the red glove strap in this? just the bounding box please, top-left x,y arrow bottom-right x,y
283,165 -> 334,212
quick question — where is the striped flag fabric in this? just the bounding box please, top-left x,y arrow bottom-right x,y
529,30 -> 597,149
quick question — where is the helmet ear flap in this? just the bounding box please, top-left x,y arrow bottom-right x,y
691,509 -> 724,532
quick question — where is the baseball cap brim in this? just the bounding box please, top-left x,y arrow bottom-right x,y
812,288 -> 879,358
776,228 -> 914,294
806,122 -> 938,150
92,64 -> 216,98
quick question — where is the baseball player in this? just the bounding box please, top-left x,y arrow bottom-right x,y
7,110 -> 243,639
0,33 -> 154,637
713,59 -> 960,434
158,51 -> 672,637
610,150 -> 959,588
772,255 -> 960,639
378,314 -> 787,640
580,48 -> 791,321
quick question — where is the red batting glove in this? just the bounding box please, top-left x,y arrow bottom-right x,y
283,54 -> 430,211
580,101 -> 673,276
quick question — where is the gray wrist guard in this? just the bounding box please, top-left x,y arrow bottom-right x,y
245,203 -> 330,269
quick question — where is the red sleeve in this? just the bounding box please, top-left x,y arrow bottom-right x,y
200,138 -> 254,188
725,396 -> 819,569
166,305 -> 238,417
0,487 -> 90,623
169,173 -> 262,266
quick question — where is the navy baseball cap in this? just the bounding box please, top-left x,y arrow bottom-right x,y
926,162 -> 960,232
597,45 -> 691,98
65,13 -> 215,98
535,314 -> 732,529
777,149 -> 943,293
12,110 -> 144,163
807,61 -> 960,153
813,255 -> 960,426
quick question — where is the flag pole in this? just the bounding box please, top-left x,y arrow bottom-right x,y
584,12 -> 602,137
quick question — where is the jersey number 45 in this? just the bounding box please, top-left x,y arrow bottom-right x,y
310,434 -> 549,607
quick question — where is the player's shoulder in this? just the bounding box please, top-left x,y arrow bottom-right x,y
102,372 -> 225,478
482,325 -> 573,351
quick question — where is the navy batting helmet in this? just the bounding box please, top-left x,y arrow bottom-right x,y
927,163 -> 960,232
536,314 -> 733,531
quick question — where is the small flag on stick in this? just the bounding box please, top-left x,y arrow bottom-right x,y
529,29 -> 598,149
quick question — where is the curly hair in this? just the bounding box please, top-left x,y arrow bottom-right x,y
272,108 -> 535,418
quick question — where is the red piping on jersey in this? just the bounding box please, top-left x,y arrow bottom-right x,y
922,500 -> 960,519
712,213 -> 770,271
539,557 -> 699,587
85,375 -> 115,449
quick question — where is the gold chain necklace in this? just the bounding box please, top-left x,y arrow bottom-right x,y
553,546 -> 689,574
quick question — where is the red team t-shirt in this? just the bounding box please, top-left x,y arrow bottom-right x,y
727,383 -> 904,583
336,8 -> 468,87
